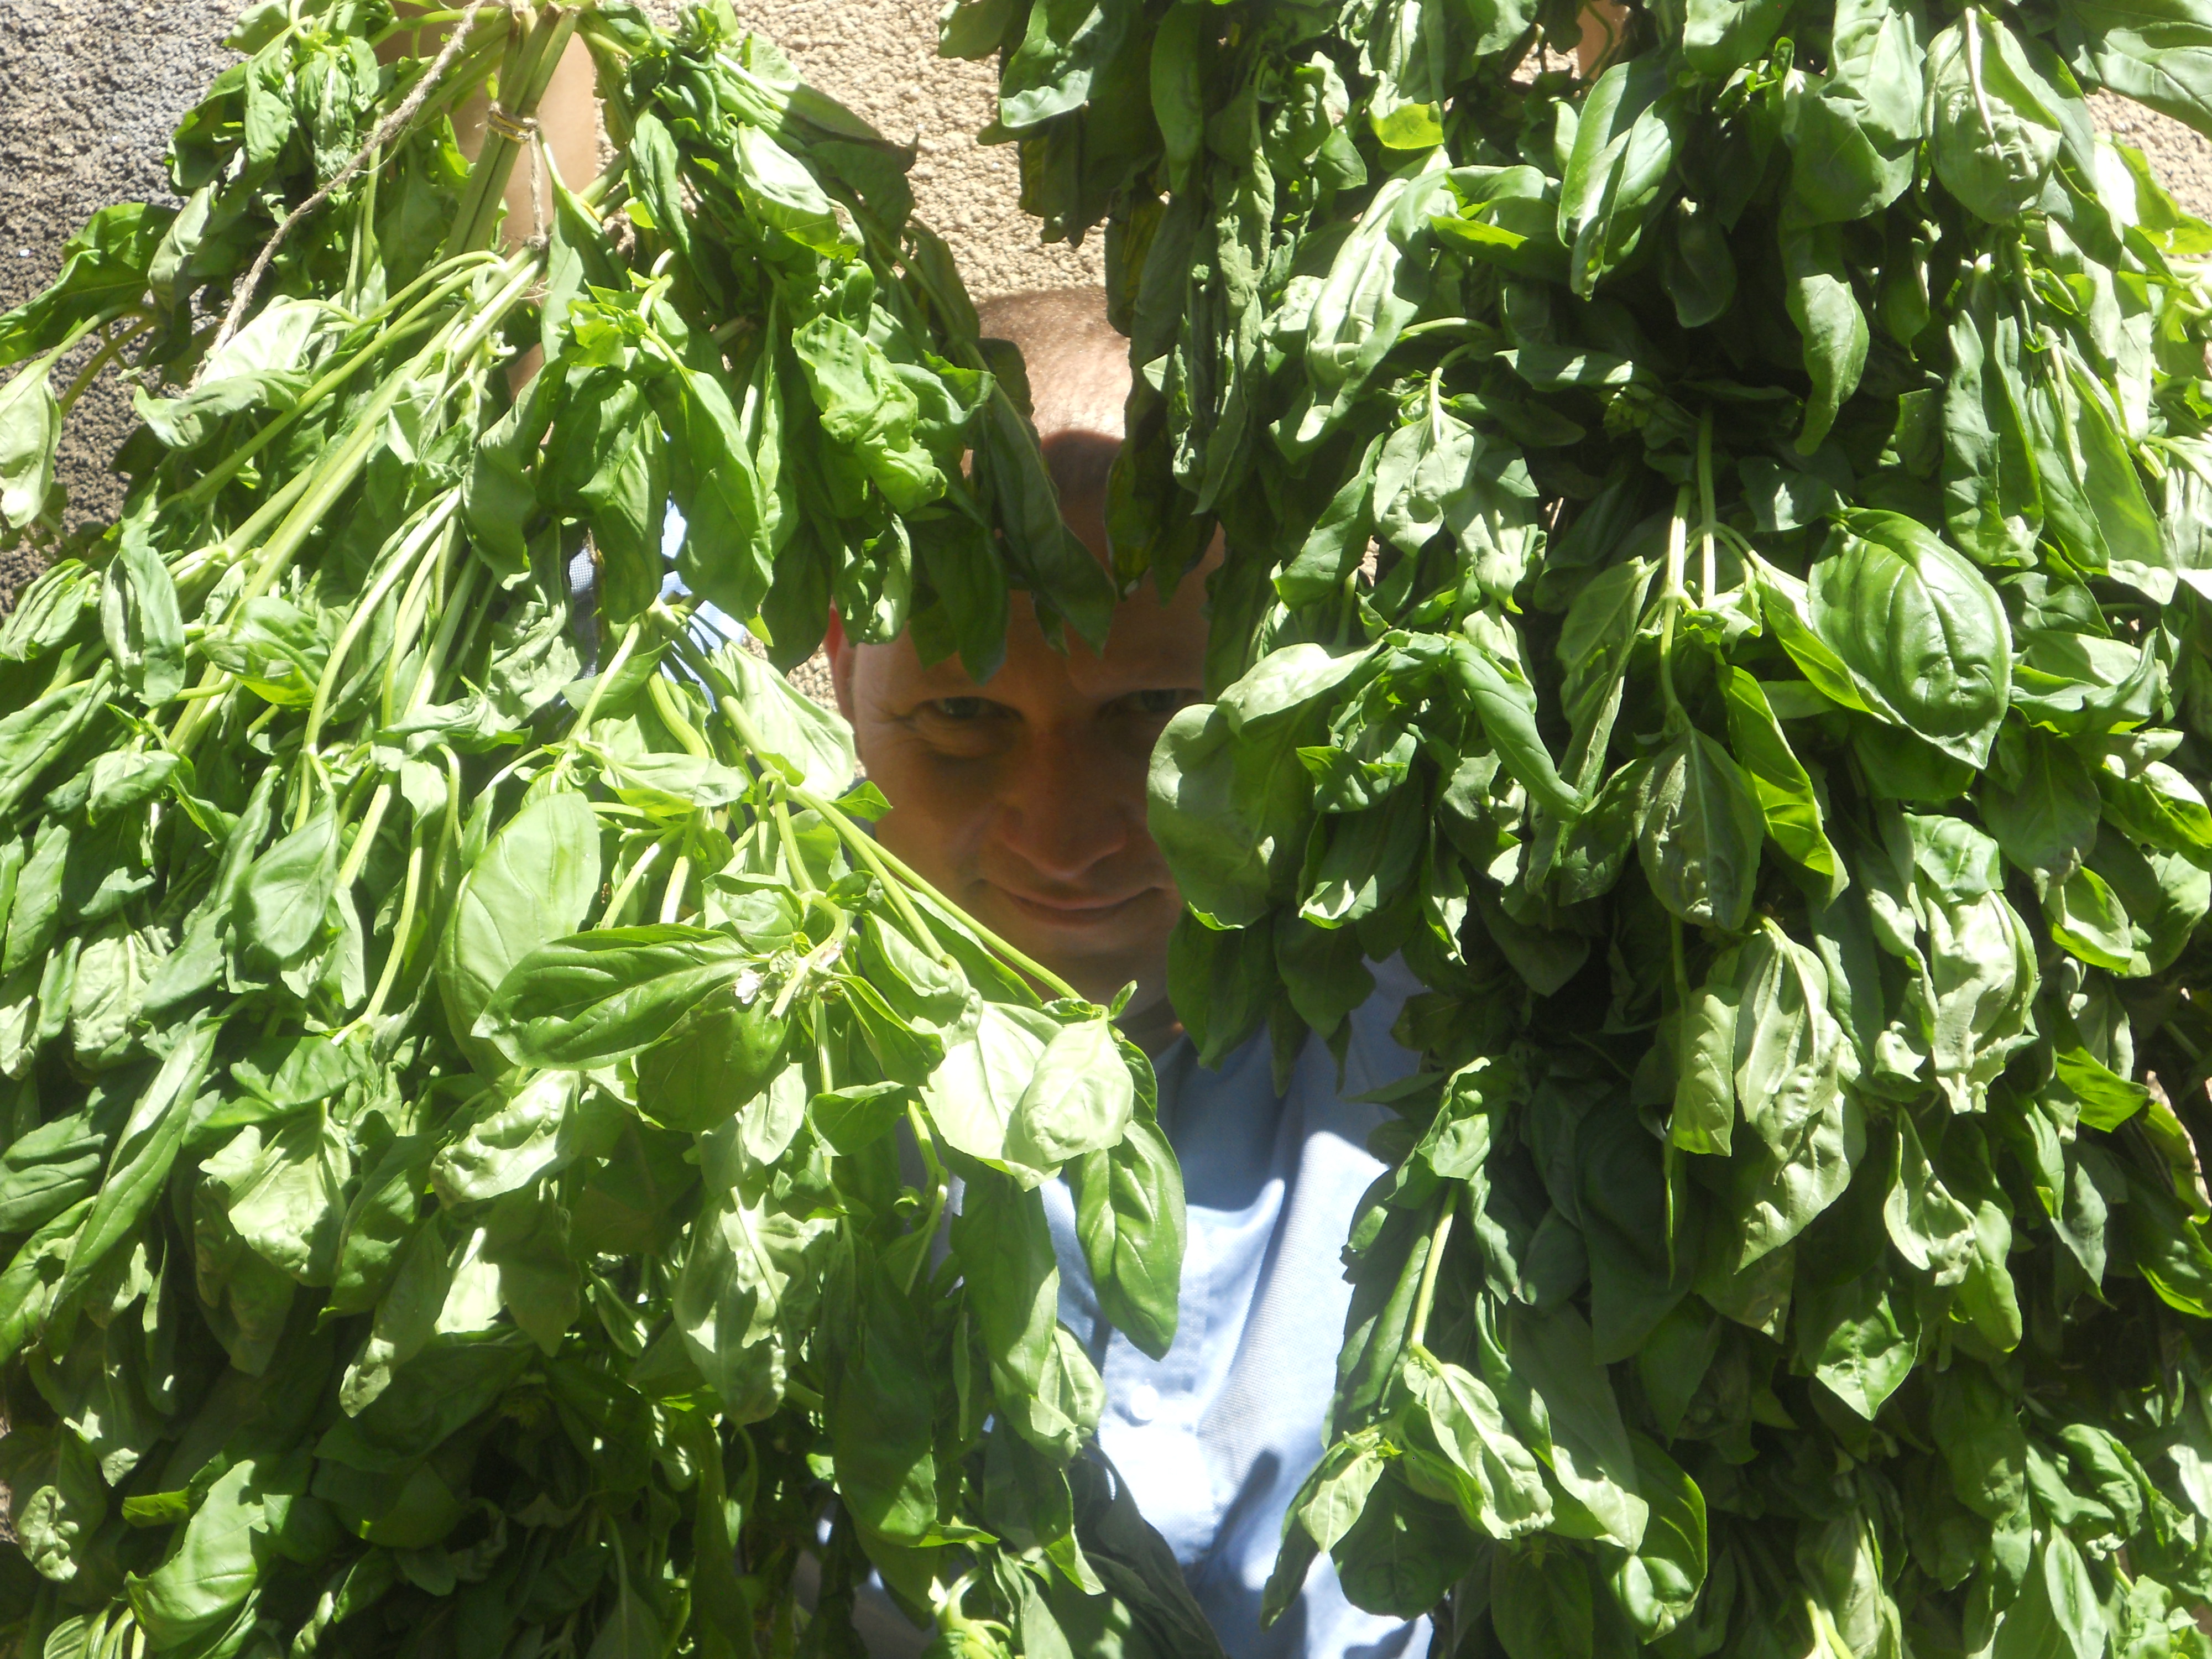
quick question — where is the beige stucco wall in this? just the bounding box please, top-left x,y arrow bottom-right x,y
0,0 -> 1103,556
675,1 -> 1107,300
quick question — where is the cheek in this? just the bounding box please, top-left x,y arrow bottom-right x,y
1119,719 -> 1176,775
857,738 -> 993,885
1118,727 -> 1178,852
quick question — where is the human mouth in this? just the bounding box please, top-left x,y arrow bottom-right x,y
991,886 -> 1156,926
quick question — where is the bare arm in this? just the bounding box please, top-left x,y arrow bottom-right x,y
381,4 -> 601,247
1578,1 -> 1628,71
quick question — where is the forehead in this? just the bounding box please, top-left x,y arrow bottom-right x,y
870,582 -> 1210,703
979,294 -> 1130,439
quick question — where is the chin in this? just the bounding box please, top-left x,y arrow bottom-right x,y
979,893 -> 1173,1009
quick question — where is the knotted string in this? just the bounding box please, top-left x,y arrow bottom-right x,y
198,0 -> 496,380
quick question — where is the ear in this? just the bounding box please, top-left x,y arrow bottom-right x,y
825,609 -> 858,726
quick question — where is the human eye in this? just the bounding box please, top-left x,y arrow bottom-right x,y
911,695 -> 1014,758
1113,688 -> 1201,718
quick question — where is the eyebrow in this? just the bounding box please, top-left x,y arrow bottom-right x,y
897,659 -> 1203,700
877,639 -> 1206,714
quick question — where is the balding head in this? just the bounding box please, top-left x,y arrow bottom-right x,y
830,288 -> 1206,1047
978,288 -> 1129,520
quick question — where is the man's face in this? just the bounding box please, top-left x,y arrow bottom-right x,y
829,539 -> 1209,1034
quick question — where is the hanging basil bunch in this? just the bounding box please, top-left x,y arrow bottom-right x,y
962,0 -> 2212,1650
0,3 -> 1203,1655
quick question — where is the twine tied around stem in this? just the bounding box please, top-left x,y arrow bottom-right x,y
196,0 -> 498,382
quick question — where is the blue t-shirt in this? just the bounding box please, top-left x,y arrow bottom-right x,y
847,970 -> 1428,1657
1038,963 -> 1428,1659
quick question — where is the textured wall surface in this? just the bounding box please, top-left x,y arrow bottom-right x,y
4,0 -> 2210,554
645,0 -> 1109,300
2,0 -> 249,547
2091,92 -> 2212,220
1,0 -> 1104,551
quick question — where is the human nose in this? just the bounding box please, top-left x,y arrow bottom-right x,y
993,729 -> 1136,884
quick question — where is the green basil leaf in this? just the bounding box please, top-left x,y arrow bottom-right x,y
1608,1434 -> 1707,1640
1928,10 -> 2065,223
1070,1115 -> 1185,1361
1719,666 -> 1841,890
0,361 -> 60,530
477,926 -> 751,1067
1636,730 -> 1764,933
1491,1538 -> 1593,1659
436,790 -> 603,1061
1807,509 -> 2011,766
826,1248 -> 939,1543
1780,219 -> 1869,452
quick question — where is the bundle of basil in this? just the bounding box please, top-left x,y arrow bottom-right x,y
0,3 -> 1201,1655
960,0 -> 2212,1650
